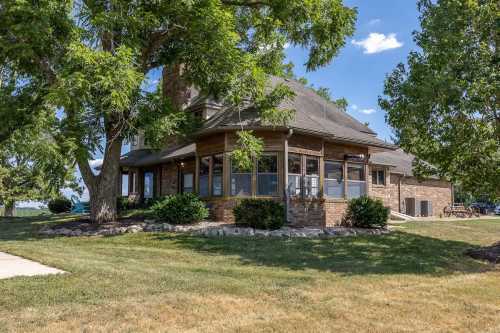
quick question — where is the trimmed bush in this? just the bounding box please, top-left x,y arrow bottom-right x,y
151,193 -> 208,225
342,196 -> 389,228
48,197 -> 72,214
233,199 -> 285,230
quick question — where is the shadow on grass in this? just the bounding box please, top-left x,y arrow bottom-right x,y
160,232 -> 491,276
0,214 -> 82,241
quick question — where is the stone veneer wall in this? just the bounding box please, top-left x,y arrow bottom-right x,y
287,199 -> 326,228
160,163 -> 178,196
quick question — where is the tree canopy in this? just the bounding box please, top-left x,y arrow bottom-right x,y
379,0 -> 499,200
1,0 -> 357,222
0,115 -> 79,216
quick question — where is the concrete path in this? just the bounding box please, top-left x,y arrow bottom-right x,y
0,251 -> 65,279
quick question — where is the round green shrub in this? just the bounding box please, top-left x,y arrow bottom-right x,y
48,197 -> 72,214
151,193 -> 209,225
233,199 -> 285,230
342,196 -> 389,228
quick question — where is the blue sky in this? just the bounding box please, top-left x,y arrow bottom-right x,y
43,0 -> 422,205
285,0 -> 420,142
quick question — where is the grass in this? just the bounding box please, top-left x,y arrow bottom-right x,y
0,207 -> 50,217
0,216 -> 499,333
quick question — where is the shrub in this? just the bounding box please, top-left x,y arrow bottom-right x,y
233,199 -> 285,230
48,197 -> 72,214
342,196 -> 389,228
151,193 -> 208,225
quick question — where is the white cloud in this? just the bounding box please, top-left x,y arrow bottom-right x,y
368,19 -> 381,26
359,108 -> 376,115
351,104 -> 358,110
352,33 -> 403,54
89,159 -> 103,169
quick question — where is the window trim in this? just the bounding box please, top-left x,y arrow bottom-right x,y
324,160 -> 344,199
230,157 -> 253,197
304,156 -> 320,198
211,154 -> 224,197
287,153 -> 302,197
257,153 -> 279,197
371,168 -> 386,186
198,156 -> 211,197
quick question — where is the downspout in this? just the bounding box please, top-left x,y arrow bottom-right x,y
398,175 -> 402,213
284,128 -> 293,223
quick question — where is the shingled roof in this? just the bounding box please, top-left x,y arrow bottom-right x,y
370,148 -> 440,178
199,76 -> 395,149
120,144 -> 196,168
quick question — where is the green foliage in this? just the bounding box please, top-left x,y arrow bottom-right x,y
342,196 -> 389,228
48,197 -> 72,214
0,114 -> 79,211
231,131 -> 264,171
0,0 -> 357,221
379,0 -> 499,200
233,199 -> 285,230
151,193 -> 209,225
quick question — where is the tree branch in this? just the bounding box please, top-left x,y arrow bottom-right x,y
221,0 -> 269,7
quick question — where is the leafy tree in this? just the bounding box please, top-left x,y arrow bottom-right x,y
1,0 -> 356,223
0,117 -> 79,217
379,0 -> 499,200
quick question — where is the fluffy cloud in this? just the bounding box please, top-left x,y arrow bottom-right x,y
352,33 -> 403,54
360,108 -> 376,115
89,159 -> 103,169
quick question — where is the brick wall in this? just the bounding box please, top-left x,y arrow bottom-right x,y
324,200 -> 348,226
368,166 -> 452,216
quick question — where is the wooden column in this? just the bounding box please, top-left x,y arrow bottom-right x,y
343,162 -> 348,199
319,140 -> 325,198
195,154 -> 200,195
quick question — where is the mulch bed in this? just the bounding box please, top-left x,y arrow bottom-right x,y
465,242 -> 500,264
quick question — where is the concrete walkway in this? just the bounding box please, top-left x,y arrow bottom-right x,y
0,251 -> 65,279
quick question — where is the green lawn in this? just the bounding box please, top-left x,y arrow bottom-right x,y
0,216 -> 499,333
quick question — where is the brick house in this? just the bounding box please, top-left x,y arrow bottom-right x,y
119,76 -> 452,227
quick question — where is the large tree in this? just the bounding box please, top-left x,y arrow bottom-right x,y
1,0 -> 357,223
379,0 -> 499,200
0,115 -> 78,217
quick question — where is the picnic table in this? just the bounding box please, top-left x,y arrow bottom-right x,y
443,204 -> 480,218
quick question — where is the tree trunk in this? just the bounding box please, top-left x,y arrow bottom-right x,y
78,132 -> 123,224
4,200 -> 15,217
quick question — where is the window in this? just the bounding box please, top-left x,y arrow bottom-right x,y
257,154 -> 278,196
287,154 -> 301,196
182,173 -> 194,193
231,159 -> 252,196
212,154 -> 223,196
199,157 -> 210,197
305,157 -> 319,198
144,172 -> 154,199
324,161 -> 344,198
122,174 -> 129,196
347,163 -> 365,198
372,169 -> 385,186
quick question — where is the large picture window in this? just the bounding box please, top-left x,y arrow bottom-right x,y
143,172 -> 154,199
212,154 -> 223,196
305,157 -> 319,198
199,157 -> 210,197
347,163 -> 365,198
257,154 -> 278,196
324,161 -> 344,198
287,154 -> 301,196
231,159 -> 252,196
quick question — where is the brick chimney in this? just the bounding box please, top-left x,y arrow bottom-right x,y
162,63 -> 192,110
